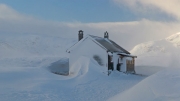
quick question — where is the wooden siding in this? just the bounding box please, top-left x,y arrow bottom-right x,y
126,58 -> 135,73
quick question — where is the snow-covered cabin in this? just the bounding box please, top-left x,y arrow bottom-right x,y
66,30 -> 137,74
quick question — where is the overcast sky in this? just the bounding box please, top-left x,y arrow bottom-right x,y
0,0 -> 180,50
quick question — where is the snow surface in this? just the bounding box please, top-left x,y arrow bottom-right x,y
108,69 -> 180,101
131,32 -> 180,75
0,34 -> 144,101
1,32 -> 180,101
0,56 -> 144,101
109,32 -> 180,101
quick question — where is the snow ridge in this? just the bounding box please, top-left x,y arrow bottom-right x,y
130,32 -> 180,55
0,34 -> 76,58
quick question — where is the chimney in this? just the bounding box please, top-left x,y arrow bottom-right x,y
104,31 -> 109,39
78,30 -> 83,41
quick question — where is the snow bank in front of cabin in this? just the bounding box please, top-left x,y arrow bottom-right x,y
108,68 -> 180,101
69,56 -> 107,77
48,58 -> 69,75
69,56 -> 90,77
0,55 -> 144,101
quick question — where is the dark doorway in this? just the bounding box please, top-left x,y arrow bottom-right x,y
108,55 -> 113,70
116,58 -> 121,71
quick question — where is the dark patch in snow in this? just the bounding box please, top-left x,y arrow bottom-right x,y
93,55 -> 103,66
48,58 -> 69,76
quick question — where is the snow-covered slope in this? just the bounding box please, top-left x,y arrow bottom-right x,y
130,39 -> 174,55
108,68 -> 180,101
131,32 -> 180,55
1,32 -> 180,101
130,32 -> 180,75
0,33 -> 145,101
109,32 -> 180,101
0,34 -> 76,58
0,55 -> 144,101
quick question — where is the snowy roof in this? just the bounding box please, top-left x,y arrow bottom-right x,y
117,53 -> 137,58
67,34 -> 130,54
89,35 -> 130,54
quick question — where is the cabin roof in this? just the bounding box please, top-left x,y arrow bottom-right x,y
118,53 -> 137,58
67,34 -> 130,54
89,35 -> 130,54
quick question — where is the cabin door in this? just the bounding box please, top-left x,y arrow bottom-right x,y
108,55 -> 113,70
116,58 -> 121,71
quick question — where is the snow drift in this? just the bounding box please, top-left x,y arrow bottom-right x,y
108,68 -> 180,101
1,32 -> 180,101
109,32 -> 180,101
48,58 -> 69,75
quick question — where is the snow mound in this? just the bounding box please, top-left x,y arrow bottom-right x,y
166,32 -> 180,47
0,55 -> 144,101
48,58 -> 69,75
130,39 -> 174,56
108,68 -> 180,101
69,56 -> 107,78
69,56 -> 90,77
131,32 -> 180,56
130,39 -> 174,68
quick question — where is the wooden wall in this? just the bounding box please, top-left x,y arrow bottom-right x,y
126,58 -> 135,73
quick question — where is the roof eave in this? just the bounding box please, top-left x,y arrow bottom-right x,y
66,35 -> 89,53
117,53 -> 137,58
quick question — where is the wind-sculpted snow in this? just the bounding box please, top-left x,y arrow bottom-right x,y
0,56 -> 144,101
0,34 -> 145,101
109,32 -> 180,101
48,58 -> 69,75
0,32 -> 180,101
108,68 -> 180,101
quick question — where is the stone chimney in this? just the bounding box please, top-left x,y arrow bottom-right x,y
104,31 -> 109,39
78,30 -> 83,41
